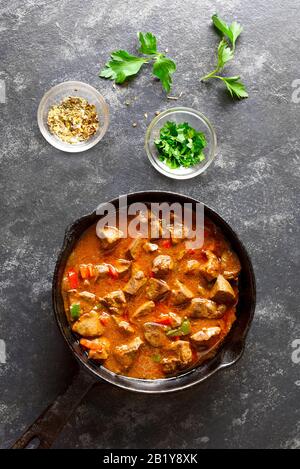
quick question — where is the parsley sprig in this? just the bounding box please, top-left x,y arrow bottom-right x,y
201,14 -> 248,99
211,14 -> 243,52
100,32 -> 176,92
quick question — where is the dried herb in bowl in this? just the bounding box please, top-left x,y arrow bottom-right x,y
154,121 -> 207,169
47,96 -> 99,144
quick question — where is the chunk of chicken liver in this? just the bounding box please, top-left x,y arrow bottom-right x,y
112,315 -> 135,334
184,259 -> 201,275
210,275 -> 235,304
143,322 -> 169,347
188,298 -> 226,319
114,259 -> 132,275
72,310 -> 104,338
162,340 -> 192,374
78,291 -> 96,301
199,250 -> 220,281
100,290 -> 126,314
221,250 -> 241,280
191,326 -> 221,344
146,278 -> 170,301
170,340 -> 193,364
97,225 -> 123,249
94,263 -> 110,279
143,242 -> 158,253
123,270 -> 147,295
152,255 -> 174,277
132,300 -> 155,319
114,336 -> 143,369
127,237 -> 143,260
170,279 -> 194,306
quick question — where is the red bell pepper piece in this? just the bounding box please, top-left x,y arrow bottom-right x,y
99,312 -> 110,326
155,317 -> 173,326
68,269 -> 79,289
161,239 -> 172,249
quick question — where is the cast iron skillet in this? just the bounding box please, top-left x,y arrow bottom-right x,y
12,191 -> 256,449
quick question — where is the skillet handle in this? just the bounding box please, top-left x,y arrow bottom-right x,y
221,339 -> 245,367
11,366 -> 96,449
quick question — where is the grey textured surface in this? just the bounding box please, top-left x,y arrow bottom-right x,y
0,0 -> 299,449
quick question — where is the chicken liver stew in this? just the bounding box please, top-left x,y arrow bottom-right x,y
61,212 -> 241,379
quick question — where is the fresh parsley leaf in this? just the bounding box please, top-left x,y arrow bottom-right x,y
100,32 -> 176,92
212,13 -> 232,40
220,76 -> 248,99
154,121 -> 207,169
229,21 -> 243,49
212,14 -> 243,49
217,39 -> 234,69
152,54 -> 176,93
99,50 -> 147,83
138,32 -> 157,55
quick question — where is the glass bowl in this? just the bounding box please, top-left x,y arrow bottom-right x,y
37,81 -> 109,153
145,107 -> 217,179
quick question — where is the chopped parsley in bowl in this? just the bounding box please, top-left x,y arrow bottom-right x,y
145,107 -> 217,180
154,121 -> 207,169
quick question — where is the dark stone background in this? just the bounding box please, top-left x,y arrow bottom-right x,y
0,0 -> 299,449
